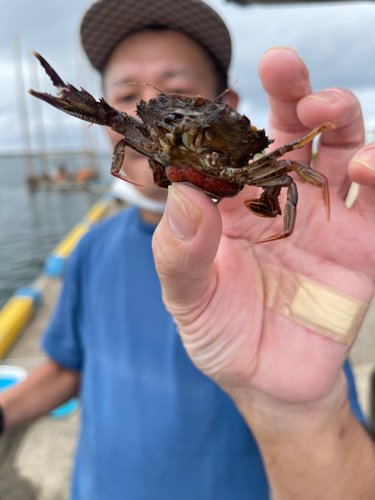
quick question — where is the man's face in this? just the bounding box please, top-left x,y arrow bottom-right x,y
102,30 -> 229,201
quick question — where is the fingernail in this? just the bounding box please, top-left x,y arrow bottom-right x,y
351,150 -> 375,171
305,90 -> 341,105
264,45 -> 298,56
167,185 -> 201,239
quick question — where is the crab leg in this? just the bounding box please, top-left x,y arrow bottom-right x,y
246,175 -> 298,243
208,122 -> 335,183
280,160 -> 330,221
244,186 -> 282,218
110,139 -> 147,187
261,121 -> 335,162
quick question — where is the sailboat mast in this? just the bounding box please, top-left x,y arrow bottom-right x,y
29,53 -> 48,177
13,37 -> 34,187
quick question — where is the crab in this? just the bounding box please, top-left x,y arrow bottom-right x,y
29,51 -> 333,243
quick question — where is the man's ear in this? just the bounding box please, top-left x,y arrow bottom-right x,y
225,90 -> 239,110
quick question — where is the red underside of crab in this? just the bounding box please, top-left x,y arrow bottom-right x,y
165,164 -> 243,198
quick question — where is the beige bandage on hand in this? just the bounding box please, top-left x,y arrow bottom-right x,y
256,264 -> 369,345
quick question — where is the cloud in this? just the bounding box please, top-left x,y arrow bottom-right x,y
1,0 -> 374,153
211,0 -> 375,132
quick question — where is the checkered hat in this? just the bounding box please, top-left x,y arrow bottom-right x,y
80,0 -> 232,76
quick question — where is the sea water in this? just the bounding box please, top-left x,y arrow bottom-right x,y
0,156 -> 111,309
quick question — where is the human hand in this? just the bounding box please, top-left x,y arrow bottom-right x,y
152,47 -> 375,417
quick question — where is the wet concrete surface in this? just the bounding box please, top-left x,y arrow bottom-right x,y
0,278 -> 78,500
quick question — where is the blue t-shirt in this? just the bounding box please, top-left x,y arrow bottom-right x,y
42,206 -> 365,500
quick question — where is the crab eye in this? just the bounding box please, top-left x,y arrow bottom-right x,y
163,113 -> 184,123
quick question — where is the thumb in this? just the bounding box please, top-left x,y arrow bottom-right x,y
152,184 -> 222,322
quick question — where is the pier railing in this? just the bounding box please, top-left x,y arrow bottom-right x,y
0,194 -> 114,360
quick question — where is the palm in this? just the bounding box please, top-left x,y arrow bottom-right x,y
193,179 -> 373,402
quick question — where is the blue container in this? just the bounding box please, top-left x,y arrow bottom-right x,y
50,398 -> 79,418
0,366 -> 28,393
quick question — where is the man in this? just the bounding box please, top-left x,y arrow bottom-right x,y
1,0 -> 375,499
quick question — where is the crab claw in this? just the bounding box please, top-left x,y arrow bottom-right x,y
28,52 -> 162,184
28,51 -> 117,126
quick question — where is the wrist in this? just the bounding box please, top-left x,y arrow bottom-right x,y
229,373 -> 375,500
227,369 -> 348,439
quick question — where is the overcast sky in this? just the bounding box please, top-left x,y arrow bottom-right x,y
0,0 -> 374,154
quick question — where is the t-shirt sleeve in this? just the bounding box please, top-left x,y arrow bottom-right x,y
42,242 -> 85,371
344,359 -> 366,424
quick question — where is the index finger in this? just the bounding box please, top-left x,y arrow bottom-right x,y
258,47 -> 312,162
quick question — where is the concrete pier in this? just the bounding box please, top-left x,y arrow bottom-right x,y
0,199 -> 125,500
0,278 -> 77,500
0,204 -> 374,498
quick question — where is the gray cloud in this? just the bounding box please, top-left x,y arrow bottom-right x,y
0,0 -> 374,153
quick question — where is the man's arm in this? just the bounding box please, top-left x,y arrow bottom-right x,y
231,380 -> 375,500
0,359 -> 80,431
151,48 -> 375,499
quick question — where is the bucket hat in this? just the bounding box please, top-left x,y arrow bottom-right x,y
80,0 -> 232,76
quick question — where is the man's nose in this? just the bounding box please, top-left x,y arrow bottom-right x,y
142,85 -> 162,102
129,86 -> 162,118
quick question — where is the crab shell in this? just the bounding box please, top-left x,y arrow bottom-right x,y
136,94 -> 272,198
